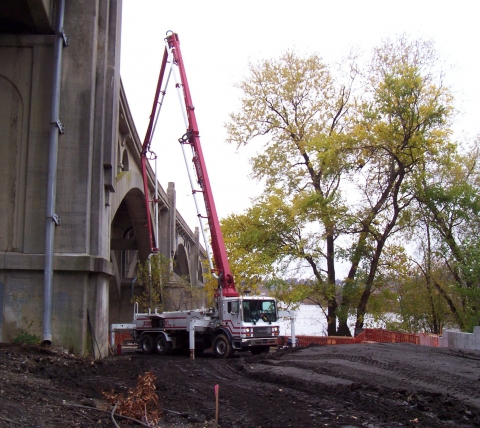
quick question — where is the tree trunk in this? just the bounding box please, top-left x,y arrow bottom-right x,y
326,232 -> 337,336
434,281 -> 464,330
356,238 -> 384,330
337,320 -> 352,337
338,232 -> 368,335
327,298 -> 338,336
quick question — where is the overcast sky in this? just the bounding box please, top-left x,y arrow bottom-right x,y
120,0 -> 480,232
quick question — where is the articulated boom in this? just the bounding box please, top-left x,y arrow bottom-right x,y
167,33 -> 237,297
141,32 -> 238,297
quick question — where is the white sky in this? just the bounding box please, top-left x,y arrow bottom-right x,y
120,0 -> 480,231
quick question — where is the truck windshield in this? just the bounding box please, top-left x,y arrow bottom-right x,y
242,299 -> 277,323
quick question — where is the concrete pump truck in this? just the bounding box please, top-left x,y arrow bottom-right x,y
130,32 -> 280,358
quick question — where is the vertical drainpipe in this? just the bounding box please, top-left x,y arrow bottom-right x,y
43,0 -> 67,345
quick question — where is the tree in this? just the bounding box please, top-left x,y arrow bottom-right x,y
135,253 -> 170,312
221,192 -> 335,315
343,35 -> 454,331
413,139 -> 480,331
226,51 -> 356,335
135,253 -> 206,312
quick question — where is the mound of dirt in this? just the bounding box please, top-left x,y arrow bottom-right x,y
0,342 -> 479,427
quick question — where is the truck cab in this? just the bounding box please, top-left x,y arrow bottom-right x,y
216,296 -> 279,357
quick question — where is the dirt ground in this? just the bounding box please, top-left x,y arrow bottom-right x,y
0,342 -> 479,428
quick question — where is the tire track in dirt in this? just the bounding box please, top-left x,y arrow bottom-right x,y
271,344 -> 480,409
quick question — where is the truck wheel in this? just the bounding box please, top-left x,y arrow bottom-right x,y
213,334 -> 233,358
140,334 -> 154,354
155,334 -> 172,355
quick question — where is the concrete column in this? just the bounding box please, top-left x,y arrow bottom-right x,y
0,1 -> 120,355
159,207 -> 169,259
94,273 -> 110,357
189,227 -> 200,286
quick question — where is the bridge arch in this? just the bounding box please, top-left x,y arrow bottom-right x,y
109,183 -> 153,323
110,183 -> 151,284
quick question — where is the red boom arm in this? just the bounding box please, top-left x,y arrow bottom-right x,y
141,33 -> 238,297
141,47 -> 169,253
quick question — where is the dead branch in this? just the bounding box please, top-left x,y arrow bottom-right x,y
111,402 -> 120,428
102,371 -> 161,425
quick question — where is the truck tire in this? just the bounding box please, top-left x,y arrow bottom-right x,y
155,334 -> 172,355
140,334 -> 155,354
213,334 -> 233,358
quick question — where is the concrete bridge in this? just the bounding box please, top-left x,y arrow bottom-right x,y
0,0 -> 207,356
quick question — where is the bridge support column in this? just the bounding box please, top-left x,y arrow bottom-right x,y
190,227 -> 200,286
167,182 -> 177,264
92,273 -> 110,357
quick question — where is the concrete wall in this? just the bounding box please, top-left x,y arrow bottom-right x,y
0,36 -> 52,254
0,0 -> 120,356
438,327 -> 480,351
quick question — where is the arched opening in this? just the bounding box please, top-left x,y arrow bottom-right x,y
174,243 -> 190,280
109,188 -> 153,325
121,149 -> 129,171
121,226 -> 137,278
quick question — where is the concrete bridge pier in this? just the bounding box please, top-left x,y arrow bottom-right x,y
0,0 -> 122,356
0,0 -> 206,356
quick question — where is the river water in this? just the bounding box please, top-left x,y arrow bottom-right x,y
278,304 -> 391,336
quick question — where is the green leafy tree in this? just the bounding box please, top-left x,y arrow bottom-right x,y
222,192 -> 331,306
135,253 -> 170,312
398,265 -> 454,334
135,254 -> 207,312
343,35 -> 454,331
414,139 -> 480,331
226,51 -> 356,335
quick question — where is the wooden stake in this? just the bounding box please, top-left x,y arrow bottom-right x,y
215,384 -> 219,425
